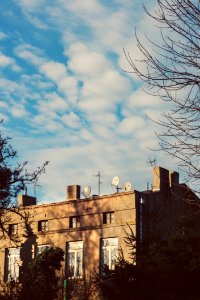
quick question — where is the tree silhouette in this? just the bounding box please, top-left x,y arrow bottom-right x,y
0,121 -> 48,241
125,0 -> 200,196
20,247 -> 64,300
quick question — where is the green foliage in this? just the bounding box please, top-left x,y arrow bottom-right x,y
20,247 -> 64,300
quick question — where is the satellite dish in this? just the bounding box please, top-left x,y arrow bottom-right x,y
122,182 -> 132,192
82,185 -> 91,198
111,176 -> 120,187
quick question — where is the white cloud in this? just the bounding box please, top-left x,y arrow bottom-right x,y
0,32 -> 8,41
0,52 -> 20,71
10,104 -> 28,118
67,43 -> 112,78
66,42 -> 131,116
59,77 -> 78,103
40,61 -> 67,83
15,43 -> 45,66
119,116 -> 145,136
33,114 -> 64,132
14,0 -> 46,12
127,89 -> 162,108
44,93 -> 69,111
61,112 -> 81,129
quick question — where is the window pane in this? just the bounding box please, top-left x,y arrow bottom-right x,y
102,248 -> 109,267
36,245 -> 50,255
7,248 -> 20,281
111,247 -> 118,270
101,238 -> 118,271
76,250 -> 82,277
69,252 -> 75,277
38,220 -> 48,232
68,241 -> 83,278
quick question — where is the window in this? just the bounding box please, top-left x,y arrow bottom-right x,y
67,241 -> 83,278
6,248 -> 20,281
8,224 -> 18,236
38,220 -> 48,232
36,244 -> 50,255
103,212 -> 114,224
69,216 -> 80,228
101,238 -> 118,271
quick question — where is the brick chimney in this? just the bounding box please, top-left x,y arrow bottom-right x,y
169,171 -> 179,187
153,166 -> 179,191
153,166 -> 169,192
66,185 -> 81,200
18,195 -> 36,206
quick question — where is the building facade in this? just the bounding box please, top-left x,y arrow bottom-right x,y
0,184 -> 138,281
0,166 -> 198,282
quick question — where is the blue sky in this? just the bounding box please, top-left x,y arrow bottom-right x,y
0,0 -> 175,203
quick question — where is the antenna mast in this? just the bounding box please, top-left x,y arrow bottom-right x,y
147,157 -> 157,167
94,171 -> 102,195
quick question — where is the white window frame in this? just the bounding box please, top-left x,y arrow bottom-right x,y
35,244 -> 50,255
67,241 -> 83,278
6,248 -> 21,281
101,237 -> 118,270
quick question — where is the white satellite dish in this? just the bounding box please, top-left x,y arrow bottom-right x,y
122,182 -> 132,192
111,176 -> 120,187
82,185 -> 91,198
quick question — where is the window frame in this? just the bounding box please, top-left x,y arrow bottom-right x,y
103,211 -> 114,225
100,237 -> 118,272
35,244 -> 50,256
69,216 -> 81,229
5,247 -> 21,281
67,241 -> 83,279
38,220 -> 48,232
8,224 -> 18,236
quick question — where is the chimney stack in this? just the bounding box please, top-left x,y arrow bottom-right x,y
66,185 -> 81,200
153,166 -> 169,192
152,166 -> 179,191
169,171 -> 179,187
18,195 -> 36,206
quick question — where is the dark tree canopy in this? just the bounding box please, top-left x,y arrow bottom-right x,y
0,122 -> 48,240
20,247 -> 64,300
99,225 -> 200,300
125,0 -> 200,196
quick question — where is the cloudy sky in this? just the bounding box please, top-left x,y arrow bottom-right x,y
0,0 -> 176,203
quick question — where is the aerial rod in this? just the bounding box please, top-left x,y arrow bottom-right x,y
93,171 -> 102,195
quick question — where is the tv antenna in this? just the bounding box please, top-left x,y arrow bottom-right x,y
33,178 -> 41,197
93,171 -> 103,195
147,157 -> 157,167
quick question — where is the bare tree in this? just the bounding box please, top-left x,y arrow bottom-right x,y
124,0 -> 200,195
0,122 -> 49,241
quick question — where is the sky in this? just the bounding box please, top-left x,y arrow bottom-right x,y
0,0 -> 177,203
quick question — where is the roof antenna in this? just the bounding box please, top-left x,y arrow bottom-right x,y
93,171 -> 103,195
147,157 -> 157,167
